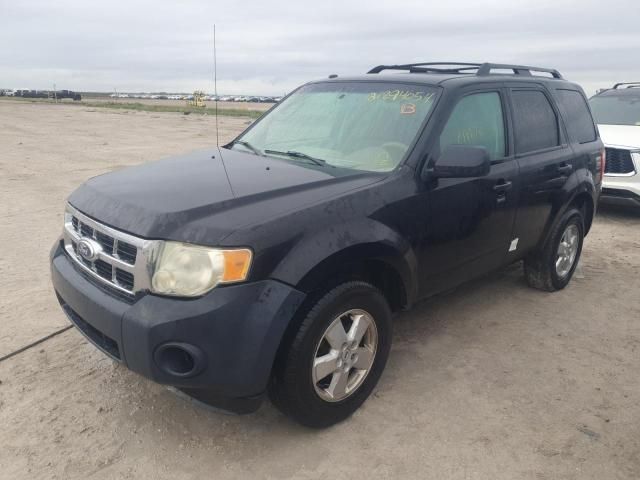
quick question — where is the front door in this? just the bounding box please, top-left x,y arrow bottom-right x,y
419,88 -> 519,296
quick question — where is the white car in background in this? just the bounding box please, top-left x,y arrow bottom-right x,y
590,83 -> 640,207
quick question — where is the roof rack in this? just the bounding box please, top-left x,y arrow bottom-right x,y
367,62 -> 563,79
613,82 -> 640,89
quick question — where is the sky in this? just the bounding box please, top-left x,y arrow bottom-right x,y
1,0 -> 639,96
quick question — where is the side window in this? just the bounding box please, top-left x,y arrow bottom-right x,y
511,90 -> 560,153
439,92 -> 506,161
556,89 -> 597,143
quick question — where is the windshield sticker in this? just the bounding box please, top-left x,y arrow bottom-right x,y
400,103 -> 416,115
368,90 -> 435,104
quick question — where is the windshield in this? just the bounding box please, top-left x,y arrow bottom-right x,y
590,92 -> 640,126
229,82 -> 439,172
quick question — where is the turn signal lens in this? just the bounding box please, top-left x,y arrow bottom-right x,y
221,249 -> 252,282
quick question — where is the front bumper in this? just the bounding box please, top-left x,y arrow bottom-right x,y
50,240 -> 305,413
601,175 -> 640,208
601,150 -> 640,207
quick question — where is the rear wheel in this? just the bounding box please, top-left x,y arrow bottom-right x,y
269,281 -> 392,428
524,208 -> 584,291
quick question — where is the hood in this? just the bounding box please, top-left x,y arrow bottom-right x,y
598,124 -> 640,150
68,147 -> 380,245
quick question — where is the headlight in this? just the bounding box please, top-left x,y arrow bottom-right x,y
151,242 -> 252,297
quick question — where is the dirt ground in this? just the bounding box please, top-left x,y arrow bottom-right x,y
0,100 -> 639,479
81,96 -> 273,112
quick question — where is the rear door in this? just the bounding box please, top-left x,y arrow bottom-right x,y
419,85 -> 520,296
507,85 -> 575,253
552,87 -> 603,186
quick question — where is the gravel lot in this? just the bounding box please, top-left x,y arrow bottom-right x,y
1,100 -> 639,479
82,96 -> 274,112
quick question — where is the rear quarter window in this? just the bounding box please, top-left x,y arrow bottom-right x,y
555,89 -> 597,143
511,90 -> 560,154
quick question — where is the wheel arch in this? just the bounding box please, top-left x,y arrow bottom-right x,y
539,181 -> 596,251
295,245 -> 414,312
270,219 -> 419,311
568,190 -> 595,235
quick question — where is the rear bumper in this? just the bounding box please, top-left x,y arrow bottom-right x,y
50,240 -> 305,413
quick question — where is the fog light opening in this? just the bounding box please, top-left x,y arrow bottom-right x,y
155,343 -> 204,377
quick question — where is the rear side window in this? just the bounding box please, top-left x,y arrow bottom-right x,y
556,89 -> 597,143
439,92 -> 506,161
511,90 -> 559,154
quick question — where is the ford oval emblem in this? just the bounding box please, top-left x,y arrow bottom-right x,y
77,238 -> 102,262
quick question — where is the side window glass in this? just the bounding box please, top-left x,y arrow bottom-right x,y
511,90 -> 560,153
439,92 -> 506,161
556,89 -> 597,143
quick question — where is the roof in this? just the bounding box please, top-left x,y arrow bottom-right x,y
596,86 -> 640,97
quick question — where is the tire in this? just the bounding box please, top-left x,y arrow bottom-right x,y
269,281 -> 392,428
524,207 -> 584,292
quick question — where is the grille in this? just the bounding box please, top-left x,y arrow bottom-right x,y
605,148 -> 636,175
63,206 -> 152,296
94,259 -> 113,280
70,261 -> 137,304
96,231 -> 116,255
117,242 -> 137,264
116,269 -> 135,290
70,219 -> 137,265
60,300 -> 121,360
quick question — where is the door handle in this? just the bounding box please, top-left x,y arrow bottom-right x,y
493,180 -> 513,193
557,164 -> 573,174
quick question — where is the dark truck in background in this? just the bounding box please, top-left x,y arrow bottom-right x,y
14,89 -> 81,100
50,62 -> 604,427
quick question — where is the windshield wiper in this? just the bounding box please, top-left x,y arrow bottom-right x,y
233,140 -> 264,156
264,149 -> 327,166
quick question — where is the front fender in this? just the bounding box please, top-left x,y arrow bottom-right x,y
270,218 -> 418,306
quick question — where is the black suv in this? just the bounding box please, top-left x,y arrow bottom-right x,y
51,62 -> 604,427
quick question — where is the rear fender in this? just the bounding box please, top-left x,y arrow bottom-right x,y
539,173 -> 596,250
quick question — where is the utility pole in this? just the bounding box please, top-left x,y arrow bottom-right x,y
213,24 -> 219,147
53,83 -> 57,104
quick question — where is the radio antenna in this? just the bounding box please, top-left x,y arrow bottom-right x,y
213,24 -> 219,147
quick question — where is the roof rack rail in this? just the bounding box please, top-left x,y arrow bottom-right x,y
367,62 -> 563,79
477,63 -> 563,79
367,62 -> 482,74
613,82 -> 640,89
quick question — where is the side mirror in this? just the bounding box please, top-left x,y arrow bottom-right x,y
429,145 -> 491,179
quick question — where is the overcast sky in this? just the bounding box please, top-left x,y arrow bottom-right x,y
1,0 -> 638,96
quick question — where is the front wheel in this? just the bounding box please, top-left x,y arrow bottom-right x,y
524,208 -> 584,291
269,281 -> 392,428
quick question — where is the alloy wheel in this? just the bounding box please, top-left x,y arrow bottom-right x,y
556,224 -> 579,278
312,309 -> 378,402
